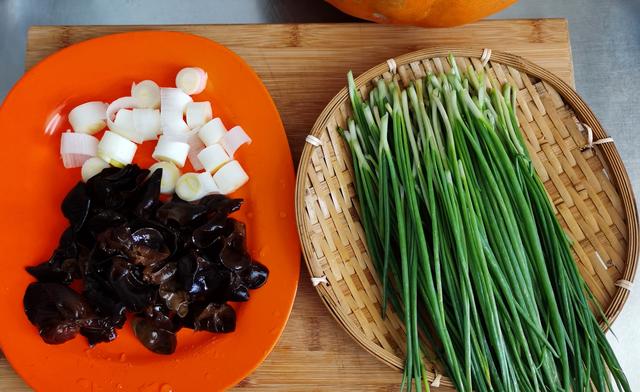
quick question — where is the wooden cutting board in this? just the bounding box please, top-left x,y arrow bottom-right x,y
2,20 -> 573,391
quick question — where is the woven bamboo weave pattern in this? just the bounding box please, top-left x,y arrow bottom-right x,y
295,49 -> 639,387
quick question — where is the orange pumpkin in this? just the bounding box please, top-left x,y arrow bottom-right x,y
326,0 -> 517,28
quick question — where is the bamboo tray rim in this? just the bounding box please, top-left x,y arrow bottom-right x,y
295,47 -> 640,378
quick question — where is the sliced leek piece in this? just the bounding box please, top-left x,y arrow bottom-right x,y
164,129 -> 205,170
176,67 -> 207,95
160,88 -> 192,135
106,97 -> 138,129
160,88 -> 192,113
60,131 -> 99,168
81,157 -> 110,182
149,161 -> 181,194
132,108 -> 161,141
131,80 -> 161,109
112,109 -> 143,143
213,160 -> 249,195
68,102 -> 108,135
197,143 -> 230,173
185,101 -> 212,129
222,125 -> 252,157
60,131 -> 99,156
97,131 -> 137,167
152,136 -> 190,168
198,118 -> 227,146
197,171 -> 219,194
175,172 -> 205,201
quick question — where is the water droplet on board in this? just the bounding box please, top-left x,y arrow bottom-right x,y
159,384 -> 174,392
116,384 -> 124,390
279,211 -> 287,218
204,372 -> 212,380
119,353 -> 127,362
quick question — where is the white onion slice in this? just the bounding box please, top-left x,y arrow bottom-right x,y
222,126 -> 252,157
106,96 -> 138,134
68,102 -> 108,135
60,131 -> 99,168
175,173 -> 205,201
197,172 -> 219,194
132,108 -> 161,141
198,118 -> 226,146
131,80 -> 161,109
152,136 -> 190,168
185,102 -> 212,129
213,160 -> 249,195
176,67 -> 208,95
163,128 -> 204,170
97,131 -> 137,167
197,144 -> 230,174
81,157 -> 110,182
149,161 -> 181,194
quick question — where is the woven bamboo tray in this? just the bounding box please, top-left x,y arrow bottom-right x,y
295,48 -> 639,387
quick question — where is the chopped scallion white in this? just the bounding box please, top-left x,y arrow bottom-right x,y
97,131 -> 137,168
197,171 -> 219,194
106,96 -> 138,137
152,136 -> 190,168
198,118 -> 226,146
112,109 -> 143,143
131,80 -> 161,109
213,160 -> 249,195
175,172 -> 204,201
163,129 -> 205,170
197,143 -> 230,174
132,108 -> 161,141
185,101 -> 213,129
175,67 -> 207,95
222,125 -> 252,157
160,88 -> 193,113
60,131 -> 99,168
149,161 -> 181,194
68,102 -> 108,135
81,157 -> 110,182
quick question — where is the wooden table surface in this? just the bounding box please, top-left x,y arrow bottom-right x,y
1,20 -> 574,391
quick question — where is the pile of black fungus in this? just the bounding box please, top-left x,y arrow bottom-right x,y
23,164 -> 268,354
